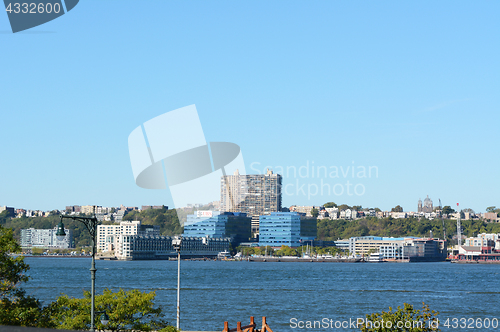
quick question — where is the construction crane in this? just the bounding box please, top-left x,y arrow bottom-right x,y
439,199 -> 446,241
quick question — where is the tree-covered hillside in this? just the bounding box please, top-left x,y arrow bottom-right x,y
123,207 -> 183,236
3,207 -> 500,248
1,213 -> 94,247
317,216 -> 500,242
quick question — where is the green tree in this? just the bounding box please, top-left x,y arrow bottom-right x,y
256,246 -> 274,256
275,245 -> 298,257
391,205 -> 403,212
236,246 -> 255,256
0,225 -> 54,327
0,226 -> 29,297
323,202 -> 337,208
31,248 -> 45,255
0,225 -> 176,330
442,206 -> 455,215
310,208 -> 319,218
359,303 -> 439,331
0,210 -> 12,224
337,204 -> 351,211
123,209 -> 182,236
486,206 -> 500,217
49,288 -> 174,331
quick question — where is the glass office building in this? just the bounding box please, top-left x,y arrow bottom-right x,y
259,212 -> 317,248
183,211 -> 251,246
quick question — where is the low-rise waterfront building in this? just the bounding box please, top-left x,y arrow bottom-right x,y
97,220 -> 229,260
403,238 -> 447,262
333,239 -> 350,251
465,233 -> 499,248
119,236 -> 230,260
21,226 -> 73,249
97,220 -> 160,252
349,236 -> 408,258
349,236 -> 447,261
456,233 -> 500,262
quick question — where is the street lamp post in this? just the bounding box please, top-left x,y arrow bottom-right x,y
56,212 -> 99,332
171,236 -> 182,330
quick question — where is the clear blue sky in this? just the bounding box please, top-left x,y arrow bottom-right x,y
1,1 -> 499,213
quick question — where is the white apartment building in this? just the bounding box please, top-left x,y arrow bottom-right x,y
21,227 -> 73,249
339,209 -> 357,220
465,233 -> 500,250
81,205 -> 96,214
97,220 -> 160,253
325,207 -> 339,219
379,244 -> 404,260
289,205 -> 321,217
349,236 -> 415,257
390,212 -> 407,219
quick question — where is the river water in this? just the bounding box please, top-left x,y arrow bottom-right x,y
22,258 -> 500,331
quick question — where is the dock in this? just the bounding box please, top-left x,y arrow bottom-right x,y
248,256 -> 363,263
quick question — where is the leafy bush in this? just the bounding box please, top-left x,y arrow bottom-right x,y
359,303 -> 440,331
49,288 -> 173,331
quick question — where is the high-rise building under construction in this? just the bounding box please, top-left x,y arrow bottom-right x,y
220,169 -> 282,217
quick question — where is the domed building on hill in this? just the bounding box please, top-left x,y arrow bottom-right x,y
418,195 -> 433,213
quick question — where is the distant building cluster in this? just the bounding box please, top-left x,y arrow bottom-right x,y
14,208 -> 51,218
5,175 -> 500,259
65,204 -> 163,222
287,195 -> 491,222
97,220 -> 230,260
456,233 -> 500,262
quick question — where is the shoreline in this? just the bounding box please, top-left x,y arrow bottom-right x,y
451,260 -> 500,264
248,256 -> 364,263
21,255 -> 91,258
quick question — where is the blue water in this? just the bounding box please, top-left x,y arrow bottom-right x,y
22,258 -> 500,331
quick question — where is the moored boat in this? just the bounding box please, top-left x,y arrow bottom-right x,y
368,253 -> 384,262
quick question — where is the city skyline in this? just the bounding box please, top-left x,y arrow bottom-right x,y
3,193 -> 490,215
1,1 -> 499,213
